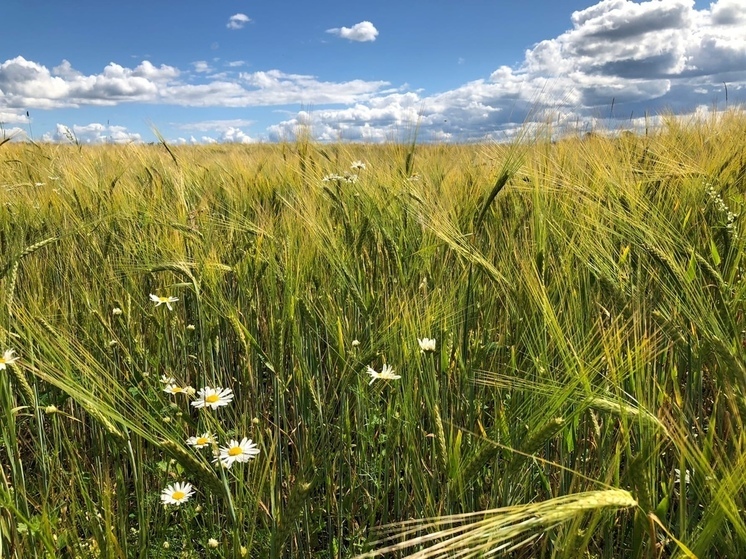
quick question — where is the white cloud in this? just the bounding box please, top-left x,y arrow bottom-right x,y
41,123 -> 141,144
192,61 -> 211,73
0,57 -> 388,109
0,57 -> 179,108
3,0 -> 746,144
227,13 -> 251,30
326,21 -> 378,42
221,127 -> 255,143
0,126 -> 26,141
0,109 -> 28,125
176,119 -> 254,132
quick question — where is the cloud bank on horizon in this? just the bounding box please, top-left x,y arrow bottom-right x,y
0,0 -> 744,144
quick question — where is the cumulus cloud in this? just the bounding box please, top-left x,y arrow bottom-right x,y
227,13 -> 251,30
4,0 -> 746,144
220,127 -> 255,143
192,61 -> 211,73
0,57 -> 178,109
326,21 -> 378,42
0,57 -> 388,109
42,123 -> 141,144
176,119 -> 255,133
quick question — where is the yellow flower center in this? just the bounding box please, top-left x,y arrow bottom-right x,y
206,394 -> 220,404
172,491 -> 185,500
196,437 -> 208,445
228,446 -> 243,456
171,387 -> 183,393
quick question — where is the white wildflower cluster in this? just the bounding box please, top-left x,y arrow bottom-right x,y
322,173 -> 358,184
321,161 -> 366,184
147,293 -> 260,520
705,182 -> 739,239
361,336 -> 437,385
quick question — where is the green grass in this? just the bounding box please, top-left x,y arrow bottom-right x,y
1,110 -> 746,558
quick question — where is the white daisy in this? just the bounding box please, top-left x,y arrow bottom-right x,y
149,293 -> 179,311
366,364 -> 400,385
418,337 -> 437,352
191,387 -> 234,409
351,160 -> 366,171
0,349 -> 19,370
163,384 -> 188,395
214,437 -> 260,469
186,432 -> 214,449
160,482 -> 194,505
160,374 -> 176,384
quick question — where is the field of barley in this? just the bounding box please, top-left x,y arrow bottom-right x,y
2,112 -> 746,558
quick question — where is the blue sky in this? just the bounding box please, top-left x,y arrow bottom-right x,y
1,0 -> 744,144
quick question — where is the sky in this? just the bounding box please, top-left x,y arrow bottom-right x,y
1,0 -> 744,144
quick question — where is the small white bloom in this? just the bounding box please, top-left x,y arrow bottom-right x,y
366,364 -> 400,385
160,482 -> 194,505
418,338 -> 436,353
160,374 -> 176,384
112,307 -> 123,316
351,339 -> 361,347
163,384 -> 188,395
0,349 -> 19,370
191,387 -> 234,409
186,432 -> 214,449
149,293 -> 179,311
351,160 -> 366,171
214,437 -> 261,469
207,538 -> 219,548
